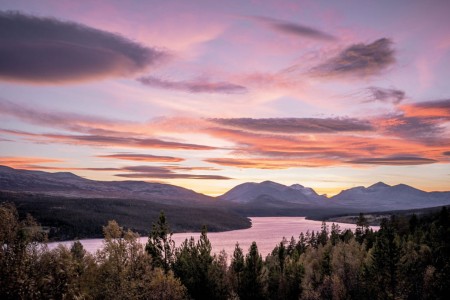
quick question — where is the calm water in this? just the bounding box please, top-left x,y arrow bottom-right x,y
48,217 -> 375,258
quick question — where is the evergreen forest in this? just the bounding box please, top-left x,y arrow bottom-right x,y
1,202 -> 449,300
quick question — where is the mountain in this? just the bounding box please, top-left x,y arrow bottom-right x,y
331,181 -> 450,211
219,180 -> 450,215
0,165 -> 210,204
219,180 -> 328,206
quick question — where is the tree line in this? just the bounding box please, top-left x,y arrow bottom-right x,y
1,202 -> 449,299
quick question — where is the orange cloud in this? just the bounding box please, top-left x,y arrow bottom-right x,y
347,156 -> 437,166
201,125 -> 447,168
97,153 -> 185,163
399,99 -> 450,118
204,157 -> 338,169
1,101 -> 449,170
0,156 -> 64,169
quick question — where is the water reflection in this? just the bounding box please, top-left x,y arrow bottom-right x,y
48,217 -> 378,258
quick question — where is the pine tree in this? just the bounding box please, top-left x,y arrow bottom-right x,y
355,213 -> 369,243
367,218 -> 400,299
230,242 -> 245,297
241,242 -> 267,300
145,211 -> 175,272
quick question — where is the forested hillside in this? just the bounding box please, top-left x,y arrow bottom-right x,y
0,191 -> 250,240
1,202 -> 449,299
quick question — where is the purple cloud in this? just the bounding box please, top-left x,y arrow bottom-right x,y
0,127 -> 216,151
347,155 -> 437,165
0,11 -> 168,83
138,76 -> 248,94
365,87 -> 405,104
116,165 -> 231,180
252,16 -> 336,41
45,133 -> 216,150
210,117 -> 374,133
98,153 -> 184,163
378,114 -> 445,145
312,38 -> 395,77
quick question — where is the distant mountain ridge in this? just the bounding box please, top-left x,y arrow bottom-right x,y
0,165 -> 211,203
1,165 -> 450,214
219,179 -> 450,212
331,181 -> 450,211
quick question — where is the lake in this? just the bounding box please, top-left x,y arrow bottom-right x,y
48,217 -> 376,258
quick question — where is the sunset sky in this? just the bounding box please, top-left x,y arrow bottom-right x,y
1,0 -> 449,196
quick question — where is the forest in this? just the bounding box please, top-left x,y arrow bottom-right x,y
1,202 -> 449,300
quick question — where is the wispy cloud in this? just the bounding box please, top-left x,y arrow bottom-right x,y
204,157 -> 337,169
41,133 -> 217,150
201,123 -> 445,168
116,165 -> 231,180
0,156 -> 64,169
138,76 -> 248,94
0,99 -> 133,135
312,38 -> 395,78
97,153 -> 184,163
210,117 -> 374,133
251,16 -> 336,41
0,157 -> 229,180
0,101 -> 216,150
0,11 -> 168,84
347,155 -> 437,165
364,87 -> 405,104
1,100 -> 448,170
10,165 -> 119,171
115,173 -> 230,180
0,128 -> 216,151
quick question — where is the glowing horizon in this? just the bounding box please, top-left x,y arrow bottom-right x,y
1,1 -> 449,197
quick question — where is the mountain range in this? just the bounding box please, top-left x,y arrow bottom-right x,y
220,180 -> 450,212
1,165 -> 449,213
332,181 -> 450,210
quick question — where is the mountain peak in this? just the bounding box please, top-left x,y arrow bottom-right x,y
260,180 -> 282,186
290,184 -> 305,189
220,180 -> 325,204
369,181 -> 390,189
259,180 -> 287,190
52,171 -> 81,179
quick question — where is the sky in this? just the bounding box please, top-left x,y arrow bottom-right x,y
0,0 -> 449,196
